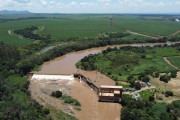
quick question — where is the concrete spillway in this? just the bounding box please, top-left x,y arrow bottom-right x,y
31,74 -> 74,81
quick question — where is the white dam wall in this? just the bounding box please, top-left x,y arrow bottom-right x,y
31,74 -> 74,81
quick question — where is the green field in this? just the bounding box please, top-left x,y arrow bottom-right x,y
77,46 -> 180,81
139,89 -> 155,101
1,14 -> 180,45
167,56 -> 180,69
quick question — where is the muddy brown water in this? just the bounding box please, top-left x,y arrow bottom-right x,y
37,42 -> 180,120
37,45 -> 127,120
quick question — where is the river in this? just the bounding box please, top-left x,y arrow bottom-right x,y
35,41 -> 179,120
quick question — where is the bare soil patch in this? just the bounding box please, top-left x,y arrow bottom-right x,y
151,72 -> 180,98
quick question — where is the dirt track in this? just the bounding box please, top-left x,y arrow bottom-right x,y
126,30 -> 158,39
163,57 -> 180,70
171,30 -> 180,36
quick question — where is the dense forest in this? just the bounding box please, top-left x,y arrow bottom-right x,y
0,42 -> 52,119
121,94 -> 180,120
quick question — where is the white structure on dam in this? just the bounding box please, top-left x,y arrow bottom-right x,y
31,74 -> 74,81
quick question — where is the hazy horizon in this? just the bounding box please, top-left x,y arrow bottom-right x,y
0,0 -> 180,14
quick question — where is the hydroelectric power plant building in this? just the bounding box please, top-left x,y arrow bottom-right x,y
99,85 -> 123,102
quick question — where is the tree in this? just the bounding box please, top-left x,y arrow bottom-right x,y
149,95 -> 155,101
154,72 -> 160,78
121,107 -> 153,120
127,75 -> 134,81
135,82 -> 141,90
165,91 -> 173,96
121,94 -> 133,106
167,100 -> 180,119
170,71 -> 177,78
141,76 -> 150,82
129,79 -> 136,87
51,91 -> 62,98
141,54 -> 146,59
160,74 -> 171,83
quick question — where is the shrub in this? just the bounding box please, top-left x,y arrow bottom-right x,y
167,100 -> 180,119
135,82 -> 141,90
138,74 -> 150,82
121,94 -> 133,106
141,55 -> 146,59
170,71 -> 177,78
62,96 -> 81,106
141,76 -> 150,82
127,75 -> 134,80
43,108 -> 50,115
165,91 -> 173,96
129,79 -> 136,87
154,72 -> 160,78
160,74 -> 171,83
51,91 -> 62,98
149,96 -> 155,101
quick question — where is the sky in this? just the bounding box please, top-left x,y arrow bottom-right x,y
0,0 -> 180,13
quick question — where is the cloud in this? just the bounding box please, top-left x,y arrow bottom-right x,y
97,0 -> 111,2
0,0 -> 180,13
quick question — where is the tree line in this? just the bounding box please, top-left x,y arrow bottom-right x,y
14,26 -> 51,43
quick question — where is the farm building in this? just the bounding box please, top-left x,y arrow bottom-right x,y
99,85 -> 123,102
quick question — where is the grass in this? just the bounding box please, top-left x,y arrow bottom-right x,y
32,65 -> 41,71
61,96 -> 81,106
167,56 -> 180,69
78,46 -> 180,81
1,14 -> 180,45
12,90 -> 28,106
116,82 -> 131,88
0,30 -> 32,46
139,89 -> 155,101
7,75 -> 27,86
50,109 -> 77,120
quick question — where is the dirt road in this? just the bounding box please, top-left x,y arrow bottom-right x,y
126,30 -> 158,39
163,57 -> 180,70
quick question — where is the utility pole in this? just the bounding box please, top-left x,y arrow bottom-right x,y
109,16 -> 113,26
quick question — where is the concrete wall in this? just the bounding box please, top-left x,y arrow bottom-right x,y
31,74 -> 74,81
74,73 -> 99,94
